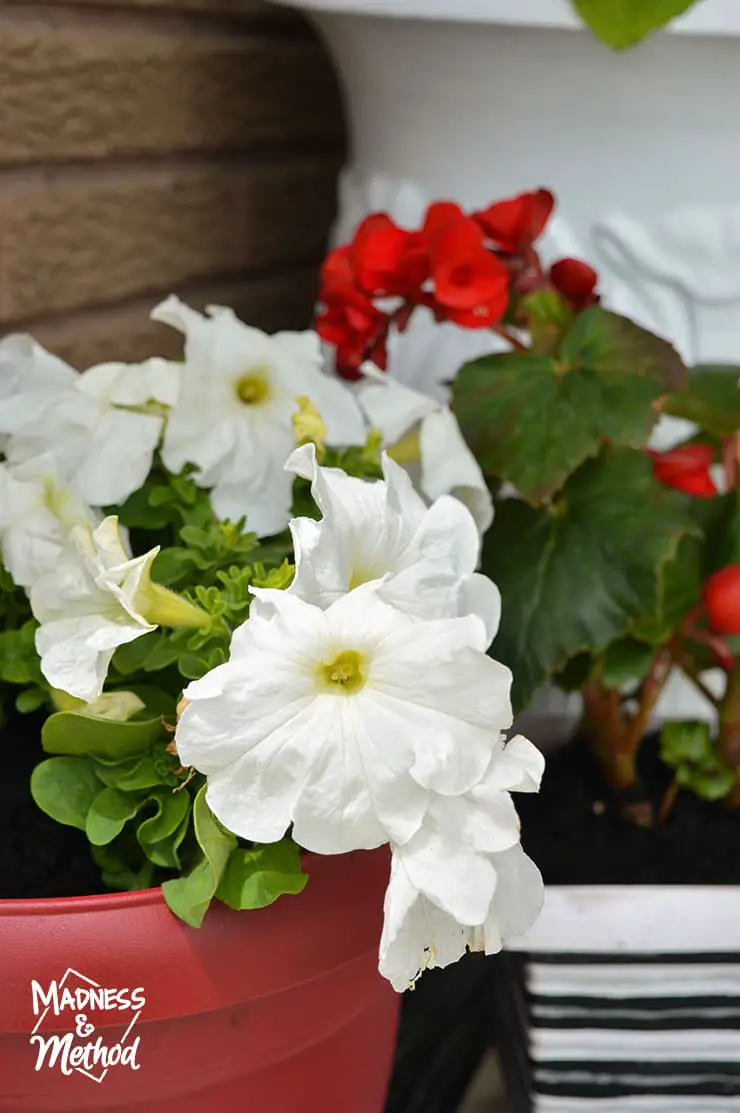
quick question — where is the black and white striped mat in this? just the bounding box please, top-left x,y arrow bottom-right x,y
496,951 -> 740,1113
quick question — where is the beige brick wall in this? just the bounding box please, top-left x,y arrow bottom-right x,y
0,1 -> 344,365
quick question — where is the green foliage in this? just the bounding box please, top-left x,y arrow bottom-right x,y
572,0 -> 699,49
216,839 -> 307,911
599,639 -> 656,689
453,308 -> 684,504
660,721 -> 738,802
41,702 -> 171,761
161,786 -> 237,927
483,446 -> 698,708
630,534 -> 703,645
31,757 -> 103,831
664,365 -> 740,439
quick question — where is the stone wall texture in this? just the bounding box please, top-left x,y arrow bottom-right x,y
0,0 -> 344,365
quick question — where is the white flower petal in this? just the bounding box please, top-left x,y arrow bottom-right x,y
73,409 -> 162,506
392,824 -> 497,925
419,408 -> 493,534
30,517 -> 157,701
477,845 -> 544,953
79,357 -> 180,408
477,734 -> 545,795
379,854 -> 468,992
357,374 -> 436,446
0,457 -> 101,588
0,335 -> 78,436
35,615 -> 149,703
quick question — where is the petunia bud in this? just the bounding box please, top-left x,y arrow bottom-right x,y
292,395 -> 327,458
704,565 -> 740,635
135,577 -> 210,630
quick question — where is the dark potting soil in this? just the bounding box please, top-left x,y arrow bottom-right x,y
0,710 -> 104,898
517,734 -> 740,885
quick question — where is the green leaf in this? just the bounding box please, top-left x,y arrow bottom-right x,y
660,720 -> 738,802
697,490 -> 740,573
660,720 -> 713,766
92,842 -> 156,892
216,839 -> 308,911
111,631 -> 162,674
483,446 -> 697,708
600,639 -> 656,688
93,749 -> 176,791
15,687 -> 47,714
116,484 -> 172,530
161,786 -> 237,927
136,789 -> 191,868
664,365 -> 740,439
676,762 -> 738,802
572,0 -> 698,49
631,533 -> 703,645
86,787 -> 144,846
41,708 -> 167,761
0,622 -> 42,685
453,307 -> 685,503
30,757 -> 102,831
152,547 -> 198,587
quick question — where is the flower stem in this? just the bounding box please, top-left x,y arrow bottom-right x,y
491,323 -> 528,351
582,650 -> 671,826
718,661 -> 740,773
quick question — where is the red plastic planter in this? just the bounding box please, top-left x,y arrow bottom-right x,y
0,850 -> 399,1113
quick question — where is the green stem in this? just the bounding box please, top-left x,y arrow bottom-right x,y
718,662 -> 740,772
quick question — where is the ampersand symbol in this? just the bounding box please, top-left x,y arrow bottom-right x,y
74,1013 -> 95,1037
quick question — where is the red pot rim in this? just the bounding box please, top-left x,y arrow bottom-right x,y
0,885 -> 164,917
0,852 -> 326,917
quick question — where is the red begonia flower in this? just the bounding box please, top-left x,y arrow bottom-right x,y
704,566 -> 740,636
474,189 -> 555,252
423,201 -> 468,241
316,301 -> 388,381
351,214 -> 429,298
429,217 -> 509,316
549,257 -> 599,310
319,246 -> 374,314
649,444 -> 718,498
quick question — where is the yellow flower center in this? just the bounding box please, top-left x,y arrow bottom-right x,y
235,371 -> 270,407
319,649 -> 367,694
348,566 -> 376,590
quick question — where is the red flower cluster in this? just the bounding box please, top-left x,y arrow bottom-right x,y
649,444 -> 718,498
316,188 -> 599,378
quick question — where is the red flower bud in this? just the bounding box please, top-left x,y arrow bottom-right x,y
649,444 -> 718,498
473,189 -> 554,252
704,566 -> 740,636
549,257 -> 599,310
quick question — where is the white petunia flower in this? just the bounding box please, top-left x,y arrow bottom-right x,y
379,735 -> 545,990
0,334 -> 79,439
175,585 -> 514,855
356,364 -> 493,534
286,444 -> 501,642
30,517 -> 159,703
0,454 -> 100,589
4,342 -> 170,507
151,296 -> 366,537
30,516 -> 206,703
